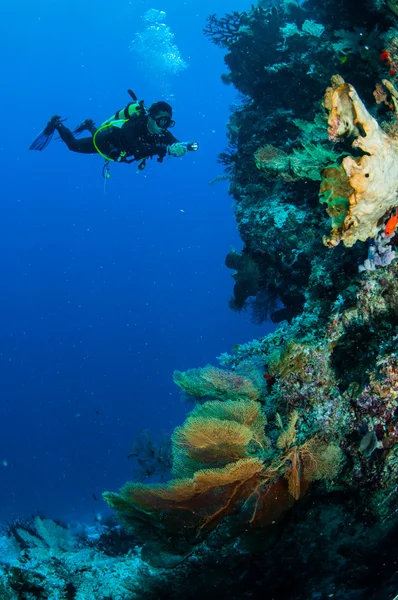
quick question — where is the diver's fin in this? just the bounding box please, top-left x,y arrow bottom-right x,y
72,119 -> 97,137
29,115 -> 66,151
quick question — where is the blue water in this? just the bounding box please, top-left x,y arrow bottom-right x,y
0,0 -> 273,524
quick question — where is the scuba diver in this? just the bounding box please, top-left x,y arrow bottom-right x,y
29,90 -> 199,174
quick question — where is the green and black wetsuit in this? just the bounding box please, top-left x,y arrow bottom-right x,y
56,110 -> 178,164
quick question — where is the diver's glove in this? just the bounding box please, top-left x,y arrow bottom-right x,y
167,142 -> 189,157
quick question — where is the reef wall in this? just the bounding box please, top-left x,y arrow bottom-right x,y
2,0 -> 398,598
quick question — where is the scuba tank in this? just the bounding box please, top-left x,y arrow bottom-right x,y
93,90 -> 146,162
101,90 -> 146,128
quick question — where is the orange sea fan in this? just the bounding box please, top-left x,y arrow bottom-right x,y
104,444 -> 323,540
201,366 -> 260,401
104,391 -> 342,544
285,446 -> 301,500
300,437 -> 343,481
172,416 -> 256,465
116,453 -> 308,534
105,457 -> 266,535
276,410 -> 299,451
185,399 -> 267,447
282,437 -> 343,501
173,364 -> 261,402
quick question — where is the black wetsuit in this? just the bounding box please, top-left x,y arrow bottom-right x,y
56,115 -> 179,164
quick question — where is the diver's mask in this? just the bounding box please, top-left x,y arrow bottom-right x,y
154,115 -> 175,129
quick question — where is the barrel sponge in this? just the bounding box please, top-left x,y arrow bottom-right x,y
320,79 -> 398,248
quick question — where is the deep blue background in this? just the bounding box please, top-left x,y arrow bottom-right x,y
0,0 -> 273,523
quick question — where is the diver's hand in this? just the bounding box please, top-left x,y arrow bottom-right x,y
167,143 -> 189,157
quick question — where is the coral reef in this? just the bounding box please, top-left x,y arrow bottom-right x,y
94,2 -> 398,595
101,260 -> 398,592
102,7 -> 398,579
205,0 -> 398,322
2,0 -> 398,598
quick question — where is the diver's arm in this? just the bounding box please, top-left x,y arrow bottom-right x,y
152,135 -> 199,162
167,132 -> 179,145
164,132 -> 189,157
168,143 -> 189,157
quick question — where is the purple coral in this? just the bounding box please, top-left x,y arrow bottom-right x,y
359,233 -> 396,272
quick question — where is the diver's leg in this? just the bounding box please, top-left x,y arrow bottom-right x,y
55,123 -> 97,154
